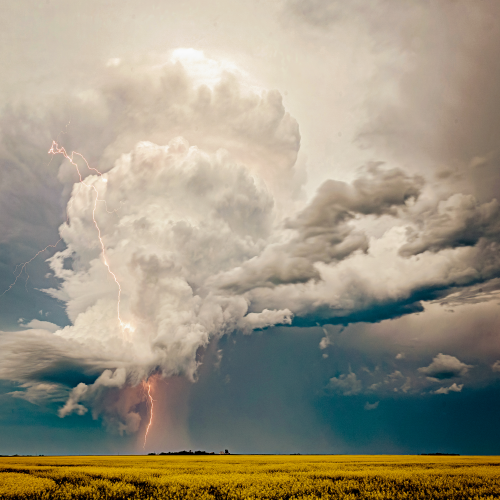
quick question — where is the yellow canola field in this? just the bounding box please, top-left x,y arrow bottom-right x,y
1,454 -> 499,499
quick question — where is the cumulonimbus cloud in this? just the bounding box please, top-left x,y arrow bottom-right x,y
1,47 -> 500,433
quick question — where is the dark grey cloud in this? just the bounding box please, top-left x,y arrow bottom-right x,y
0,329 -> 114,386
276,0 -> 500,326
0,105 -> 64,245
0,327 -> 153,433
400,194 -> 500,256
418,353 -> 472,380
428,278 -> 500,308
288,163 -> 423,259
0,103 -> 71,329
217,164 -> 422,294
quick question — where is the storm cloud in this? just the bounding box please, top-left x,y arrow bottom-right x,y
1,48 -> 499,431
2,0 -> 500,450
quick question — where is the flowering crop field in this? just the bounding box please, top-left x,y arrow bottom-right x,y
1,454 -> 499,499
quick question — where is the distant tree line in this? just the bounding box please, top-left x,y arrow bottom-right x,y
420,453 -> 460,456
147,450 -> 230,456
0,455 -> 44,457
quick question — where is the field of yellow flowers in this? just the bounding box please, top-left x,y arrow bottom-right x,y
1,454 -> 499,499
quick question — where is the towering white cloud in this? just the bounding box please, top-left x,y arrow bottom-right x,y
0,51 -> 299,430
2,39 -> 500,435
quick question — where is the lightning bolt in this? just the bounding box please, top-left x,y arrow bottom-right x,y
143,380 -> 155,450
1,141 -> 134,337
0,132 -> 69,300
47,141 -> 134,336
0,240 -> 62,298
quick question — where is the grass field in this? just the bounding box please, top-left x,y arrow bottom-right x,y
1,454 -> 499,499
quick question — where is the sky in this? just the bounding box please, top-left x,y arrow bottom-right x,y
1,0 -> 500,455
